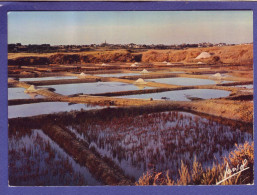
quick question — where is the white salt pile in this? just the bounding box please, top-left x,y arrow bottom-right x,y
162,61 -> 167,64
101,63 -> 109,66
134,62 -> 140,65
134,78 -> 147,84
195,52 -> 211,59
140,69 -> 149,74
209,73 -> 223,80
25,85 -> 38,93
167,62 -> 173,65
213,73 -> 222,78
197,62 -> 204,64
78,72 -> 87,78
131,64 -> 137,67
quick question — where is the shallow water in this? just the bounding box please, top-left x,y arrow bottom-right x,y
9,129 -> 100,186
19,76 -> 77,82
233,84 -> 253,89
8,87 -> 45,100
147,77 -> 216,86
8,102 -> 104,118
95,73 -> 141,77
42,82 -> 153,95
118,89 -> 230,101
66,111 -> 252,181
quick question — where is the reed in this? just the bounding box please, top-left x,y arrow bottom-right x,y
136,141 -> 253,185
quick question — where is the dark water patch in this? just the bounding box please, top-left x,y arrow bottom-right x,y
8,129 -> 100,186
66,111 -> 252,181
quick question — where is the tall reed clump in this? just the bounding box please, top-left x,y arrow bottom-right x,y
136,141 -> 253,185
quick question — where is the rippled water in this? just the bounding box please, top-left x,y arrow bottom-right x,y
118,89 -> 230,101
42,82 -> 153,95
8,102 -> 105,118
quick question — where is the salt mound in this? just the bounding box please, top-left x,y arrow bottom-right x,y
195,52 -> 211,59
162,61 -> 167,64
134,62 -> 140,65
167,62 -> 173,65
209,73 -> 223,80
25,85 -> 38,93
131,64 -> 137,67
8,78 -> 16,83
134,78 -> 147,84
79,72 -> 87,78
213,73 -> 222,78
101,63 -> 109,66
140,69 -> 149,74
197,62 -> 203,64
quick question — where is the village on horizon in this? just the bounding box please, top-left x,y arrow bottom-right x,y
8,41 -> 253,53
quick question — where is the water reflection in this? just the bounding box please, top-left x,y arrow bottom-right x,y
8,102 -> 105,118
147,77 -> 216,86
95,73 -> 141,77
8,87 -> 45,100
66,111 -> 252,181
233,84 -> 253,89
8,129 -> 100,186
42,82 -> 153,96
19,76 -> 77,82
118,89 -> 230,101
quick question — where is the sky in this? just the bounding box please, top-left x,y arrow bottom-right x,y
8,11 -> 253,45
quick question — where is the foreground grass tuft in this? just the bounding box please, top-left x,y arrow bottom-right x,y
136,141 -> 253,185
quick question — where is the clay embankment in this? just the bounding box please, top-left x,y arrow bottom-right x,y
9,99 -> 253,130
141,44 -> 253,65
8,44 -> 253,66
41,124 -> 133,185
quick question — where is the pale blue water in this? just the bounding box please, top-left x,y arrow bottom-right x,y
147,77 -> 216,86
8,87 -> 45,100
95,73 -> 141,77
8,102 -> 105,118
19,76 -> 77,82
42,82 -> 153,95
233,84 -> 253,89
118,89 -> 230,101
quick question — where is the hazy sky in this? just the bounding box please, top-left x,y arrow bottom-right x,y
8,11 -> 253,45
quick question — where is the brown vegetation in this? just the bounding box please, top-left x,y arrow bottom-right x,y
136,141 -> 254,185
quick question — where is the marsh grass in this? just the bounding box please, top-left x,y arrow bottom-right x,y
136,141 -> 253,185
